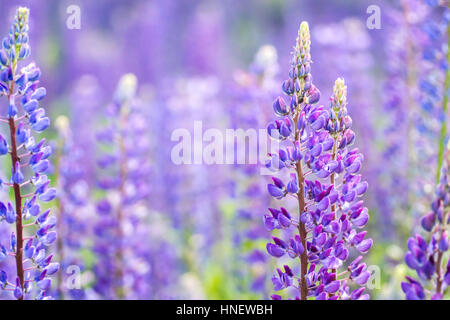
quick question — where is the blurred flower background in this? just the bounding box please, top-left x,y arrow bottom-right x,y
0,0 -> 448,299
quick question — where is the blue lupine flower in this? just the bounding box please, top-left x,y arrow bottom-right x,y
0,7 -> 57,300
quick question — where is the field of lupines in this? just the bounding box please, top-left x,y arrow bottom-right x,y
0,0 -> 448,301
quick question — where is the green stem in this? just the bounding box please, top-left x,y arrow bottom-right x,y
437,18 -> 450,183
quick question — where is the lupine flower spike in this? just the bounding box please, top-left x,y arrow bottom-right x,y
0,7 -> 57,300
53,116 -> 90,299
228,45 -> 280,294
402,145 -> 449,300
93,74 -> 153,299
265,21 -> 372,300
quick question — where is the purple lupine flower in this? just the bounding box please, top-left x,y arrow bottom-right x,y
402,148 -> 449,300
52,116 -> 91,300
417,2 -> 450,182
226,45 -> 280,295
93,74 -> 155,299
0,7 -> 57,300
264,21 -> 372,300
374,4 -> 449,288
376,1 -> 434,247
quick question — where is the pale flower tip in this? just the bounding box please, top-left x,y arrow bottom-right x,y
116,73 -> 138,102
334,77 -> 346,89
298,21 -> 310,43
254,45 -> 278,73
300,21 -> 309,34
16,7 -> 30,23
333,77 -> 347,101
18,7 -> 30,15
55,115 -> 70,134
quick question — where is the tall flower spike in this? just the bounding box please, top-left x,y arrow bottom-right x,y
93,74 -> 155,299
0,7 -> 57,300
402,145 -> 449,300
53,115 -> 90,299
419,1 -> 450,182
265,21 -> 372,300
227,45 -> 280,295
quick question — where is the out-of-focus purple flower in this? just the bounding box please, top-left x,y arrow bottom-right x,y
402,149 -> 449,300
50,115 -> 93,300
93,74 -> 177,299
225,44 -> 280,296
417,3 -> 450,183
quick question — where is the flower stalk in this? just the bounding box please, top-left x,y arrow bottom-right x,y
437,10 -> 450,183
0,7 -> 58,300
265,21 -> 372,300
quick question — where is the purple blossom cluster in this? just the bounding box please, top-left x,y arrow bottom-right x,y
93,74 -> 160,299
402,148 -> 449,300
227,45 -> 280,295
53,116 -> 91,299
0,1 -> 448,301
264,21 -> 372,300
378,3 -> 421,240
374,4 -> 449,289
376,0 -> 447,244
0,7 -> 57,300
417,2 -> 450,181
